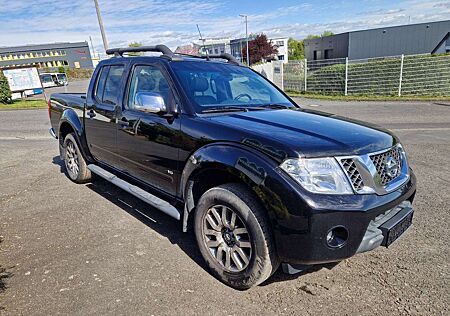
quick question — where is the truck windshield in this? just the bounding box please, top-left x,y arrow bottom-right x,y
170,61 -> 294,113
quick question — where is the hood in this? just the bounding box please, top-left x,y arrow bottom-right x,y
206,109 -> 398,158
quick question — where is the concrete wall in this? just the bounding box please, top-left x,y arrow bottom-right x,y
304,33 -> 349,60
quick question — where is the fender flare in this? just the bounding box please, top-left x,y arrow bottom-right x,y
179,142 -> 294,232
58,109 -> 91,161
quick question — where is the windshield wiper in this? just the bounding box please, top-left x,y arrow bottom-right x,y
257,103 -> 291,109
201,106 -> 250,113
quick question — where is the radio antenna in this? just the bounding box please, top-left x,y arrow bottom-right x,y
196,24 -> 209,59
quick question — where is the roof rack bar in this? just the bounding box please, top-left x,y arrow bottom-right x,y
198,53 -> 240,65
106,45 -> 173,57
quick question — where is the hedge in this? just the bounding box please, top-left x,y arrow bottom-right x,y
0,71 -> 12,104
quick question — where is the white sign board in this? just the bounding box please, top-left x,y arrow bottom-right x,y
2,67 -> 42,92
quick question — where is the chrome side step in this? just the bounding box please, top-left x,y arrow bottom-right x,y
87,164 -> 181,220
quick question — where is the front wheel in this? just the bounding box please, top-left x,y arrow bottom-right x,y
194,183 -> 279,290
63,133 -> 91,183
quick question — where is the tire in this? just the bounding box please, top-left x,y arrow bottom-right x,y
194,183 -> 279,290
62,133 -> 91,183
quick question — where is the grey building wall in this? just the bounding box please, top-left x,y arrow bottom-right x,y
304,20 -> 450,60
304,33 -> 349,60
348,20 -> 450,59
0,42 -> 93,69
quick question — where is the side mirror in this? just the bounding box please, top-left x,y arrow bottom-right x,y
134,92 -> 167,114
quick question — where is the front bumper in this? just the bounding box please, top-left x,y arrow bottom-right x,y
356,200 -> 413,254
274,170 -> 416,265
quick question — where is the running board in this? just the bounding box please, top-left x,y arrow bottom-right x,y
87,164 -> 181,220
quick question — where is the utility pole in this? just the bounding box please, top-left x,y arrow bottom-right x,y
93,0 -> 109,51
239,14 -> 249,66
196,24 -> 207,57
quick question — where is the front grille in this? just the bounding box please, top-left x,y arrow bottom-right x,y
370,147 -> 402,185
341,158 -> 364,191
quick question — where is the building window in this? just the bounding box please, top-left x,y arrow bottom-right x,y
324,49 -> 333,59
276,40 -> 284,47
278,55 -> 284,61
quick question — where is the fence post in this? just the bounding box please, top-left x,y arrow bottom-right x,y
344,57 -> 349,96
398,54 -> 404,97
304,58 -> 307,92
280,62 -> 284,91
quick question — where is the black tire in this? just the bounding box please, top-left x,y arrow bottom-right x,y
63,133 -> 91,183
194,183 -> 279,290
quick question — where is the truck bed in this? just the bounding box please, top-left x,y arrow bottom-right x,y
49,92 -> 86,137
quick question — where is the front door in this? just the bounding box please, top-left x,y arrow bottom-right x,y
116,64 -> 181,196
84,64 -> 125,166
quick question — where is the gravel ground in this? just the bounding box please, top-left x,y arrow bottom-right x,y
0,99 -> 449,315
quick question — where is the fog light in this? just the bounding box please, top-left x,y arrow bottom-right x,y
326,226 -> 348,248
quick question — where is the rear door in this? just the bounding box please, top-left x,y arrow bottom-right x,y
84,64 -> 125,165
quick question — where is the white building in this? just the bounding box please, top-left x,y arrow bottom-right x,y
230,36 -> 289,63
271,37 -> 289,63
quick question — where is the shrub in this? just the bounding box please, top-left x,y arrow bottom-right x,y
307,63 -> 346,94
297,53 -> 450,96
65,68 -> 94,80
0,71 -> 12,104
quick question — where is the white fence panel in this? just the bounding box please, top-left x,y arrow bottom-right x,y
283,53 -> 450,97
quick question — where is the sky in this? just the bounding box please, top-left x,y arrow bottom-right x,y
0,0 -> 449,55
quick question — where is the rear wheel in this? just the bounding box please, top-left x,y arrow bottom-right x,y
194,183 -> 279,290
63,133 -> 91,183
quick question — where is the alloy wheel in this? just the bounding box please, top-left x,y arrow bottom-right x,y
65,140 -> 79,177
202,205 -> 252,272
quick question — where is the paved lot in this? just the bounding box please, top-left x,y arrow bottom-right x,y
0,99 -> 449,315
30,79 -> 89,100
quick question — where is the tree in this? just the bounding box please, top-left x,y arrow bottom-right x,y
321,30 -> 334,37
288,38 -> 305,60
242,34 -> 278,65
0,71 -> 12,104
128,42 -> 143,56
306,31 -> 335,40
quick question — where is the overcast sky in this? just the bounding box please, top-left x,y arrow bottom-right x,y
0,0 -> 449,54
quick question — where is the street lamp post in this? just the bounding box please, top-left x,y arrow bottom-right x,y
239,14 -> 249,66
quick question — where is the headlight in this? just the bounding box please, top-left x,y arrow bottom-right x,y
280,158 -> 353,194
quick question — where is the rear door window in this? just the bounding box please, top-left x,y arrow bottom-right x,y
94,65 -> 125,105
94,66 -> 109,101
103,65 -> 125,105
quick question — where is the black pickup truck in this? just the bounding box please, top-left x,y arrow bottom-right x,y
48,45 -> 416,289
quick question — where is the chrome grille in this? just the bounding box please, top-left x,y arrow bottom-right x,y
370,147 -> 402,185
341,158 -> 364,191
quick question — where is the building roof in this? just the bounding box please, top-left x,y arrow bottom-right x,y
0,42 -> 89,54
347,19 -> 450,35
